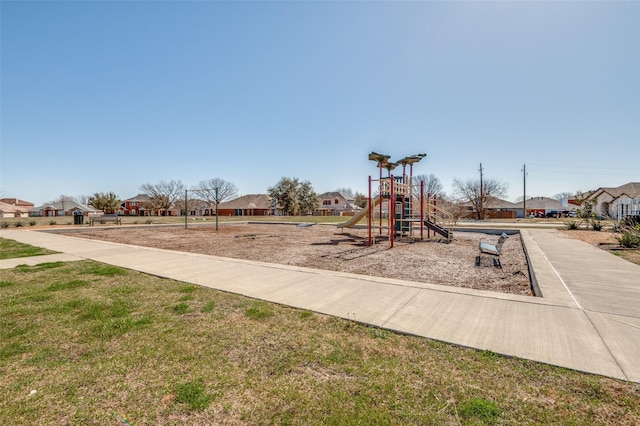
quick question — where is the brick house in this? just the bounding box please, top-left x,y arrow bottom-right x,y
217,194 -> 274,216
120,194 -> 151,216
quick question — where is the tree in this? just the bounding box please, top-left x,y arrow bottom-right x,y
354,192 -> 367,208
88,192 -> 121,213
49,195 -> 77,212
413,174 -> 445,199
553,192 -> 574,201
452,178 -> 508,220
335,187 -> 355,198
192,178 -> 239,214
139,180 -> 185,216
268,177 -> 319,216
573,190 -> 597,226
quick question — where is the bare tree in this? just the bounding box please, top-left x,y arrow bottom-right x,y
413,174 -> 445,199
452,178 -> 508,220
49,195 -> 77,212
553,192 -> 574,201
192,178 -> 239,214
139,180 -> 185,216
335,187 -> 355,198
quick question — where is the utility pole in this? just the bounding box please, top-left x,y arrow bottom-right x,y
479,163 -> 484,220
522,164 -> 527,219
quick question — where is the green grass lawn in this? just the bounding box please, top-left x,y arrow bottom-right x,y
0,238 -> 57,260
1,254 -> 639,425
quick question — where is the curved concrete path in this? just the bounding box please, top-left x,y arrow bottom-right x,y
1,228 -> 638,383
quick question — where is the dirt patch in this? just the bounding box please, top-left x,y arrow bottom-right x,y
559,230 -> 618,246
69,223 -> 533,296
560,229 -> 640,265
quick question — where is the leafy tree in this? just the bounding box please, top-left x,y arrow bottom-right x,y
88,192 -> 121,214
452,178 -> 508,220
268,177 -> 319,216
354,192 -> 367,208
192,178 -> 239,215
140,180 -> 185,216
573,190 -> 597,226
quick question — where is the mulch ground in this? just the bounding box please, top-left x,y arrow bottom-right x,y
70,223 -> 534,296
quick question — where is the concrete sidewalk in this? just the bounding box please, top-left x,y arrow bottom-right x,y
1,228 -> 638,383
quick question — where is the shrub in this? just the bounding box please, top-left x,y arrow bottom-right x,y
565,221 -> 579,230
49,220 -> 57,225
14,221 -> 24,227
29,220 -> 37,226
1,222 -> 8,229
591,221 -> 602,231
617,225 -> 640,248
145,219 -> 153,224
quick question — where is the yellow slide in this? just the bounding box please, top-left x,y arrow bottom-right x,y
337,196 -> 383,228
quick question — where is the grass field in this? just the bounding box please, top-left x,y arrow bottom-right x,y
1,240 -> 639,424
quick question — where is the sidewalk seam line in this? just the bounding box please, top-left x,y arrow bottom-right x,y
584,311 -> 630,382
539,249 -> 583,310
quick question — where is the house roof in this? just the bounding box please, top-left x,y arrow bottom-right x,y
123,194 -> 152,202
590,182 -> 640,200
459,197 -> 518,209
218,194 -> 272,210
31,200 -> 100,213
318,192 -> 350,201
0,201 -> 29,214
0,198 -> 34,207
513,197 -> 569,210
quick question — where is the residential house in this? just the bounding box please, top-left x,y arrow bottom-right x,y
457,197 -> 520,219
0,198 -> 34,218
514,197 -> 575,218
29,200 -> 101,217
316,192 -> 361,216
218,194 -> 274,216
120,194 -> 151,216
0,201 -> 30,218
586,182 -> 640,221
180,197 -> 214,216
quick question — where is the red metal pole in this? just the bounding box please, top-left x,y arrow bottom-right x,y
390,174 -> 395,248
420,180 -> 424,240
434,194 -> 437,239
378,165 -> 383,237
427,192 -> 431,238
368,175 -> 372,246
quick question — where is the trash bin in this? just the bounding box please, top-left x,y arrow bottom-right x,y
74,211 -> 84,225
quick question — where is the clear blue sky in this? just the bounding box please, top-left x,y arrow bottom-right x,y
2,1 -> 639,206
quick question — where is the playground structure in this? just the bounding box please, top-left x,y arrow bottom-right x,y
338,152 -> 453,247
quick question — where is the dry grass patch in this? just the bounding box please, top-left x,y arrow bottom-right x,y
1,260 -> 639,424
